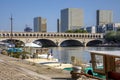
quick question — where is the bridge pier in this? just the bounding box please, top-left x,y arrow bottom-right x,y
82,41 -> 86,47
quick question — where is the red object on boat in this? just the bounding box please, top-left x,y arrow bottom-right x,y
108,71 -> 120,80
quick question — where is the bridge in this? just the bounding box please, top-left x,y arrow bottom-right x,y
0,32 -> 104,47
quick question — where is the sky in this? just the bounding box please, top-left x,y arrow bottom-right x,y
0,0 -> 120,32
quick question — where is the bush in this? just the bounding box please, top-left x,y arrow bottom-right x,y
104,31 -> 120,43
11,52 -> 21,58
8,51 -> 30,59
1,49 -> 8,55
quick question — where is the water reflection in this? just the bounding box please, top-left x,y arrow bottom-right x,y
51,47 -> 120,64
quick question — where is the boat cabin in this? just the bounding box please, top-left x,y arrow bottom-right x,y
90,51 -> 120,80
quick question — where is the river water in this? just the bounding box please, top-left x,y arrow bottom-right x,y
50,47 -> 120,64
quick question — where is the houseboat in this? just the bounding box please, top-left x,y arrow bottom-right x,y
90,51 -> 120,80
70,51 -> 120,80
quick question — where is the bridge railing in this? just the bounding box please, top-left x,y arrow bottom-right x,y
0,32 -> 104,39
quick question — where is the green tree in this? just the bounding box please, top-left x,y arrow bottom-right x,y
65,30 -> 73,33
116,31 -> 120,42
117,27 -> 120,31
74,29 -> 82,33
104,31 -> 116,42
65,29 -> 87,33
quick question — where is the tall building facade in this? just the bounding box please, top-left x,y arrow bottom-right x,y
34,17 -> 47,32
96,10 -> 113,26
57,19 -> 60,33
61,8 -> 84,32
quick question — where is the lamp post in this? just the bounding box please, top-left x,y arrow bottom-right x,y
9,14 -> 13,57
10,14 -> 13,42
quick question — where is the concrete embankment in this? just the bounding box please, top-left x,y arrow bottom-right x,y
0,54 -> 71,80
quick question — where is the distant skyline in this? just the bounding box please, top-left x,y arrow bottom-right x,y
0,0 -> 120,32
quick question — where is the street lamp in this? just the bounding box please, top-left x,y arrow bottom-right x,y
10,14 -> 13,42
9,14 -> 13,57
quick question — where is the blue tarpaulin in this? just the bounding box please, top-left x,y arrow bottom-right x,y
7,48 -> 23,52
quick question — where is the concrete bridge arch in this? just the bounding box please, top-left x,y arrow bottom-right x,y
82,39 -> 104,46
0,37 -> 104,47
33,38 -> 57,47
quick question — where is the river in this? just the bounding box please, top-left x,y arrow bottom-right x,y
50,47 -> 120,64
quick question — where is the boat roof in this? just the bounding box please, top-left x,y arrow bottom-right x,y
90,51 -> 120,57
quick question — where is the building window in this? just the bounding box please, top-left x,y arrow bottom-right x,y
115,58 -> 120,72
91,54 -> 105,74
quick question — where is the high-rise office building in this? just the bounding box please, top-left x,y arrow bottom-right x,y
34,17 -> 47,32
60,8 -> 84,32
96,10 -> 113,26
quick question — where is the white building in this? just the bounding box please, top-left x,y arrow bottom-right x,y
107,23 -> 120,31
86,26 -> 96,33
97,23 -> 120,33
